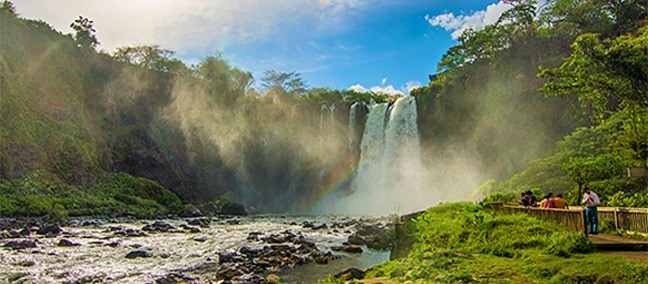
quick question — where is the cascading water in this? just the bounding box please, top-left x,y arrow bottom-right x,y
325,96 -> 431,215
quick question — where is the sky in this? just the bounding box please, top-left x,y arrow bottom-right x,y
11,0 -> 514,94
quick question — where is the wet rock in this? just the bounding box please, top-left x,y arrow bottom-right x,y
160,252 -> 171,259
142,221 -> 175,232
16,260 -> 36,267
247,231 -> 263,241
125,250 -> 152,259
352,223 -> 392,250
332,245 -> 363,253
193,236 -> 207,242
216,264 -> 244,280
113,228 -> 148,237
219,202 -> 248,216
294,238 -> 316,250
301,221 -> 314,228
347,235 -> 366,245
180,224 -> 201,233
313,251 -> 339,264
81,220 -> 102,227
334,268 -> 366,280
18,227 -> 31,237
57,239 -> 81,247
240,246 -> 261,257
4,239 -> 37,250
261,234 -> 287,244
8,272 -> 29,282
311,223 -> 328,230
225,219 -> 241,225
155,272 -> 196,284
37,223 -> 63,236
187,218 -> 210,228
266,273 -> 280,283
183,205 -> 204,217
105,241 -> 120,247
218,252 -> 244,263
0,230 -> 13,239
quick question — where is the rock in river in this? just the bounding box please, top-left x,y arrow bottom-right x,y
125,250 -> 153,259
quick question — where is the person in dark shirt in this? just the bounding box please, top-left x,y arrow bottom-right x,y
525,190 -> 538,207
518,192 -> 529,207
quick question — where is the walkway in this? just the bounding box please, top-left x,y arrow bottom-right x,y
589,234 -> 648,263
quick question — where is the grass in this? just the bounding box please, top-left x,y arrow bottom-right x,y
320,202 -> 648,284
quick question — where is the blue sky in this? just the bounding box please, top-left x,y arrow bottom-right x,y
12,0 -> 513,94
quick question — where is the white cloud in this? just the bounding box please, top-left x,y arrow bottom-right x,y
404,81 -> 422,92
381,77 -> 387,85
425,1 -> 513,39
350,81 -> 423,96
12,0 -> 365,55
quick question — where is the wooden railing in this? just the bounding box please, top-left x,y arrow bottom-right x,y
491,203 -> 648,235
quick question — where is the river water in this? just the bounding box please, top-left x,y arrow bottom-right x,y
0,215 -> 390,283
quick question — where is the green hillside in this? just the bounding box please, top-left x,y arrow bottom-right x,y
410,0 -> 647,206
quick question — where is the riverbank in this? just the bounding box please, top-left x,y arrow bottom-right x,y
321,202 -> 647,283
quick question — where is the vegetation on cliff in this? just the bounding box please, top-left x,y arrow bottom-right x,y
410,0 -> 647,206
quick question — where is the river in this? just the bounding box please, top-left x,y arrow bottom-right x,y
0,215 -> 391,283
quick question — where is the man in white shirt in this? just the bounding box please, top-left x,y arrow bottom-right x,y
582,187 -> 600,235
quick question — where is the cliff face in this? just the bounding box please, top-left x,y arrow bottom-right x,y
0,12 -> 211,204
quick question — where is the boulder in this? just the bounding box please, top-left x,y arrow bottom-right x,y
155,273 -> 196,284
142,221 -> 175,232
216,264 -> 244,280
4,239 -> 37,250
183,206 -> 204,218
37,223 -> 62,236
193,236 -> 207,242
332,245 -> 363,254
334,268 -> 366,280
347,235 -> 366,245
113,228 -> 148,237
57,239 -> 81,247
187,218 -> 211,228
125,250 -> 152,259
179,224 -> 201,233
247,231 -> 263,241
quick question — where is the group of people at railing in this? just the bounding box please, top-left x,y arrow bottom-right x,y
516,187 -> 600,235
517,190 -> 569,209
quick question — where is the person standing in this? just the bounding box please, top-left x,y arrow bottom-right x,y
582,187 -> 600,235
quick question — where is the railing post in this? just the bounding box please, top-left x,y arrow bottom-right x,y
581,209 -> 588,236
614,208 -> 619,230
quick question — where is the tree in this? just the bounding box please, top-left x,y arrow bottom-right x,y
70,15 -> 99,50
195,54 -> 253,106
112,45 -> 189,74
261,70 -> 307,100
1,0 -> 17,16
539,27 -> 648,122
562,155 -> 624,204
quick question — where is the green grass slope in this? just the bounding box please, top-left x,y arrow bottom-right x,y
321,203 -> 647,283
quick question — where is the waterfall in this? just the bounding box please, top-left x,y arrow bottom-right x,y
327,96 -> 430,215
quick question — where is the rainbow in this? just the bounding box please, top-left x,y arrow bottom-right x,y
298,154 -> 358,212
